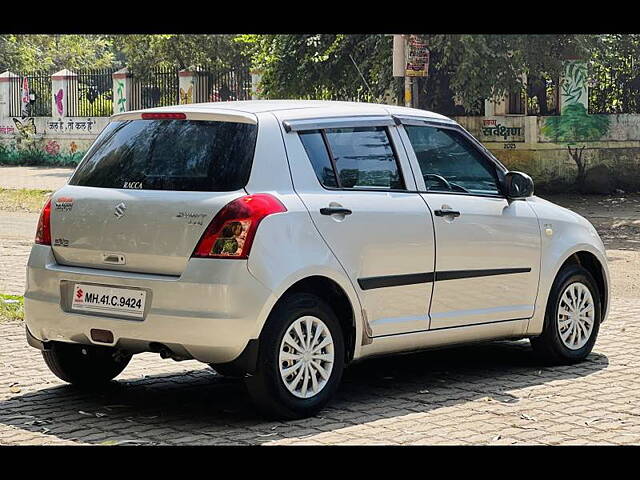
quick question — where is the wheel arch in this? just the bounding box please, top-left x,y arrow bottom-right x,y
271,275 -> 358,364
527,244 -> 609,336
560,250 -> 608,322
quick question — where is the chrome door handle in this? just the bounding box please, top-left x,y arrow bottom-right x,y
320,207 -> 353,216
433,208 -> 460,218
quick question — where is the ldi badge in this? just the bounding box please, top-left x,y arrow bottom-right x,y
54,197 -> 73,212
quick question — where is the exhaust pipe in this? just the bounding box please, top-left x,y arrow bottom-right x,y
148,342 -> 187,361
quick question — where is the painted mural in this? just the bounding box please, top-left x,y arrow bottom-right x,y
541,61 -> 611,186
0,116 -> 107,167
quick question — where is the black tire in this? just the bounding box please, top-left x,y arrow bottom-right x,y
42,342 -> 131,387
530,263 -> 601,364
245,293 -> 345,420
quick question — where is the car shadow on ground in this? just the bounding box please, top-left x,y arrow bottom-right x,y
0,340 -> 609,445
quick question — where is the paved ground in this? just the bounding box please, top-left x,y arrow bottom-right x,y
1,298 -> 639,445
0,166 -> 73,191
0,168 -> 639,445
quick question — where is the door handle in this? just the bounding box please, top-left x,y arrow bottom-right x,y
433,208 -> 461,218
320,207 -> 353,216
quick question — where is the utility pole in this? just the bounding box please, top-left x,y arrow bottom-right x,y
392,34 -> 412,107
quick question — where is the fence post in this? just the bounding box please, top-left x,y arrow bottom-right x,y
560,59 -> 589,114
51,69 -> 77,118
112,68 -> 132,113
0,71 -> 20,122
178,70 -> 197,104
250,69 -> 263,100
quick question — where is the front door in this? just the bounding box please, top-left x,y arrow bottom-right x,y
282,120 -> 436,337
399,122 -> 541,330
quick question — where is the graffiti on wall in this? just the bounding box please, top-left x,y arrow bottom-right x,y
54,89 -> 64,116
561,61 -> 588,107
179,85 -> 193,104
47,118 -> 95,133
12,118 -> 37,139
116,80 -> 126,112
481,119 -> 523,140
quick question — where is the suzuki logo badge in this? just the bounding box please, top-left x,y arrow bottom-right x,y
114,202 -> 127,218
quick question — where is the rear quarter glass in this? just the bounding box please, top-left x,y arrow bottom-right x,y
69,119 -> 258,192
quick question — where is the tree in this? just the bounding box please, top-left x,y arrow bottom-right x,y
541,103 -> 610,187
0,35 -> 117,72
110,35 -> 248,79
237,34 -> 391,102
240,34 -> 600,113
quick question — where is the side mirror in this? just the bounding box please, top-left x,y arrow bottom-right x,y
504,171 -> 534,199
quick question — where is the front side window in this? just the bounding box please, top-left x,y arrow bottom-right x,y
299,126 -> 404,190
405,125 -> 500,195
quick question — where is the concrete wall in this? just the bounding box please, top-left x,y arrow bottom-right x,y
455,114 -> 640,191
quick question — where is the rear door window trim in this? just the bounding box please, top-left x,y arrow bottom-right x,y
298,125 -> 409,193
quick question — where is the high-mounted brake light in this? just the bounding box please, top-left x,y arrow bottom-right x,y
192,194 -> 287,259
35,198 -> 51,245
141,112 -> 187,120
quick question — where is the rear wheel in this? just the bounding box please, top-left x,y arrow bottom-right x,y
42,342 -> 131,387
530,263 -> 601,364
245,293 -> 345,419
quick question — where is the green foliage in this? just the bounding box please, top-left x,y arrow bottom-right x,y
77,90 -> 113,117
110,34 -> 248,80
0,294 -> 23,322
240,34 -> 600,113
238,34 -> 392,102
0,35 -> 117,72
0,188 -> 51,213
0,142 -> 84,167
542,103 -> 610,143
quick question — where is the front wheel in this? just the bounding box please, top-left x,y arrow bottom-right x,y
245,293 -> 345,419
42,342 -> 131,387
530,263 -> 601,364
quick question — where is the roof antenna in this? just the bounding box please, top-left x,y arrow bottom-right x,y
348,54 -> 378,102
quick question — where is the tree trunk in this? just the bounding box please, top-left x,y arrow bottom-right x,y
568,145 -> 587,191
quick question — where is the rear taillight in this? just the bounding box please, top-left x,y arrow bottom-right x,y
192,194 -> 287,259
35,198 -> 51,245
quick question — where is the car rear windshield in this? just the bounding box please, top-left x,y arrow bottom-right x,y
69,119 -> 258,191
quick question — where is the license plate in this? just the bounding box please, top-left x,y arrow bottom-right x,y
72,283 -> 146,319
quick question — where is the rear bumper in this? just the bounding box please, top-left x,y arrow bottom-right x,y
24,245 -> 273,364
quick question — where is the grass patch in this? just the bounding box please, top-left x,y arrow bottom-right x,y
0,188 -> 52,213
0,294 -> 24,322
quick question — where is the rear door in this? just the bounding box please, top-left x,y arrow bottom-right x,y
51,115 -> 259,276
282,117 -> 436,337
397,119 -> 541,330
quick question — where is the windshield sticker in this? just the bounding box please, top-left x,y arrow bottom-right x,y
123,181 -> 143,189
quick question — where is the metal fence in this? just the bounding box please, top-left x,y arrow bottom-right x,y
67,68 -> 116,117
130,67 -> 179,110
193,65 -> 252,102
589,56 -> 640,114
9,71 -> 52,117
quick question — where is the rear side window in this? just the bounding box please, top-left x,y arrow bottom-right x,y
299,131 -> 338,188
70,119 -> 258,191
298,126 -> 404,190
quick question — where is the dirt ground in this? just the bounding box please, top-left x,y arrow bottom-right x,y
541,193 -> 640,302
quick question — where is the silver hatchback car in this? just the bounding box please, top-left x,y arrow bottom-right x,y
24,100 -> 610,419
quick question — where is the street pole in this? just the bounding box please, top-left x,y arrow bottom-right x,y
392,34 -> 411,107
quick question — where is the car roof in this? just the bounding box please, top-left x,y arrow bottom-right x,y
115,100 -> 453,123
